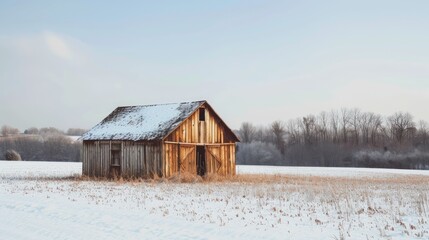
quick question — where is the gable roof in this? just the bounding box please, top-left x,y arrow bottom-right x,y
81,101 -> 205,141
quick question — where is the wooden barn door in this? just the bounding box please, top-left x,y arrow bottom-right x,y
179,145 -> 197,174
206,145 -> 222,174
205,144 -> 235,175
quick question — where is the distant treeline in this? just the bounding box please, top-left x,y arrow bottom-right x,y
236,109 -> 429,169
0,126 -> 85,162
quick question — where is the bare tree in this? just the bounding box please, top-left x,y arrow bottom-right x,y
358,112 -> 370,145
387,112 -> 415,144
317,111 -> 329,142
416,120 -> 429,147
1,125 -> 19,136
270,121 -> 286,154
330,110 -> 340,144
238,122 -> 256,143
340,108 -> 351,144
350,108 -> 361,145
369,113 -> 383,146
301,115 -> 316,145
286,119 -> 302,145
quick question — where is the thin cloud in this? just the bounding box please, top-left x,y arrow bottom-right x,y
43,32 -> 74,61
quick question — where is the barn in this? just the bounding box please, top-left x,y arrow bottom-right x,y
81,100 -> 239,178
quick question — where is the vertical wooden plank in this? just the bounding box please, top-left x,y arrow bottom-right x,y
193,115 -> 197,143
139,144 -> 141,176
228,145 -> 232,175
143,144 -> 148,177
162,143 -> 166,177
130,143 -> 133,176
164,143 -> 167,177
220,145 -> 224,175
82,143 -> 86,175
232,144 -> 236,175
158,144 -> 162,177
82,144 -> 85,175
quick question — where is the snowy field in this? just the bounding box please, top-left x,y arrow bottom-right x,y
0,161 -> 81,178
1,161 -> 429,239
237,165 -> 429,177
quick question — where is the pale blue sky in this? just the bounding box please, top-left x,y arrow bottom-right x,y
1,1 -> 428,130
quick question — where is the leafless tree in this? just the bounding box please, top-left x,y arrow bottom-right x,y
238,122 -> 256,143
1,125 -> 19,136
415,120 -> 429,147
271,121 -> 286,154
329,110 -> 340,144
387,112 -> 415,144
340,108 -> 351,144
317,111 -> 329,142
286,119 -> 302,145
302,115 -> 316,145
350,108 -> 361,145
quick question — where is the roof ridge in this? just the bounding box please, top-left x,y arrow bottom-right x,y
117,100 -> 206,109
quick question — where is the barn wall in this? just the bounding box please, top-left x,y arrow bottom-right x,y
82,140 -> 162,178
165,103 -> 235,144
82,141 -> 110,177
121,141 -> 162,177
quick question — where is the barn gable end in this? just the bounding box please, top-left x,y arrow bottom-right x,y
164,102 -> 239,144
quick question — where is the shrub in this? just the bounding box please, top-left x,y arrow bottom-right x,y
5,149 -> 21,161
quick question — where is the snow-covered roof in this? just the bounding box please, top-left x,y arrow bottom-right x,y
81,101 -> 205,141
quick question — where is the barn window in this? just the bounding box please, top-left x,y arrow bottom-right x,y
111,144 -> 121,166
199,108 -> 205,121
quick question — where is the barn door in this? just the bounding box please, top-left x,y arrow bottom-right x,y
206,145 -> 222,174
179,145 -> 196,174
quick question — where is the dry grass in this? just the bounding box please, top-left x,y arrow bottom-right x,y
74,172 -> 429,186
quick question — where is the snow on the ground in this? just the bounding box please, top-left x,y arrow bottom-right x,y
1,161 -> 429,240
237,165 -> 429,177
0,161 -> 81,178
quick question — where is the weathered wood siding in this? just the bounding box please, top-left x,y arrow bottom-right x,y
82,141 -> 110,177
82,140 -> 162,178
121,141 -> 162,177
165,103 -> 236,144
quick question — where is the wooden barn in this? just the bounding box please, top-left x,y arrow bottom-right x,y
81,100 -> 239,178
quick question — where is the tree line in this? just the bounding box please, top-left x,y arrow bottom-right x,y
0,126 -> 86,162
236,109 -> 429,169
